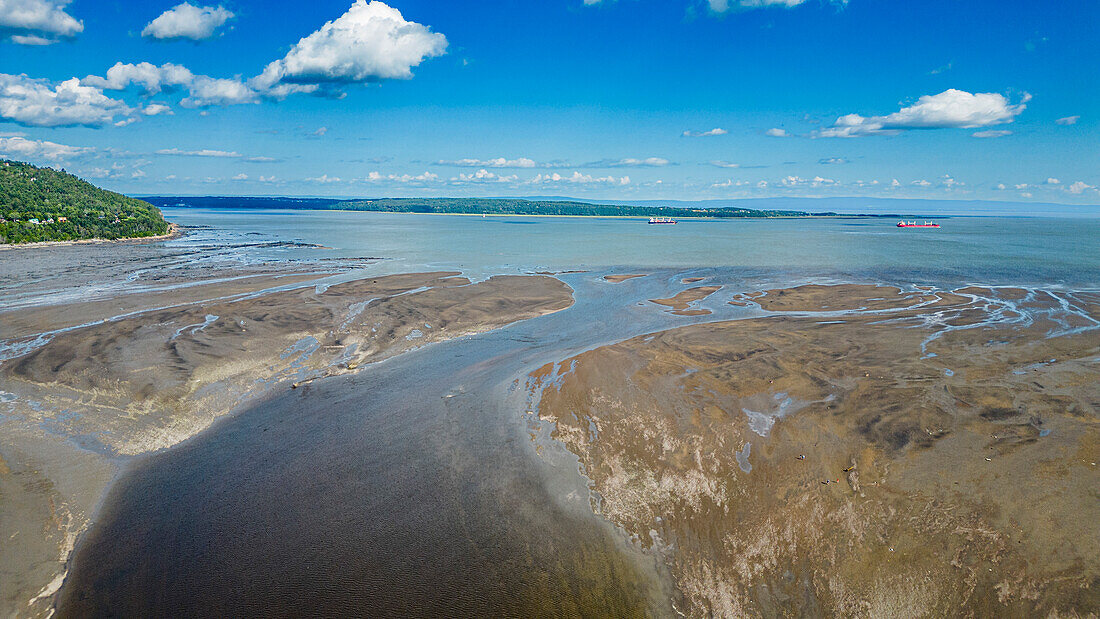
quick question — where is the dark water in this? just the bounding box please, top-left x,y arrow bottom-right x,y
57,273 -> 717,618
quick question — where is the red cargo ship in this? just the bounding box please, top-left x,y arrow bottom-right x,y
896,221 -> 940,228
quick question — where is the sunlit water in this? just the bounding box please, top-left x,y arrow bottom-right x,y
157,208 -> 1100,287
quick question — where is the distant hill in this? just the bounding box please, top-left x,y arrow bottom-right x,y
142,195 -> 837,218
0,160 -> 168,244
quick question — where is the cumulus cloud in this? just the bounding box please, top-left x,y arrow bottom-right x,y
142,103 -> 172,116
816,89 -> 1029,138
0,0 -> 82,44
156,147 -> 242,157
709,160 -> 740,168
363,170 -> 439,183
1044,178 -> 1060,185
0,135 -> 92,161
0,73 -> 132,127
181,75 -> 256,107
530,171 -> 630,185
450,169 -> 516,183
765,128 -> 789,137
82,62 -> 195,94
306,174 -> 342,183
1067,181 -> 1094,194
1055,115 -> 1079,126
972,129 -> 1011,138
142,3 -> 234,41
436,157 -> 538,168
83,62 -> 257,108
682,127 -> 727,137
251,0 -> 447,95
818,157 -> 848,164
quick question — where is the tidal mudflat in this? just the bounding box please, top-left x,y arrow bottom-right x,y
531,283 -> 1100,616
2,215 -> 1099,617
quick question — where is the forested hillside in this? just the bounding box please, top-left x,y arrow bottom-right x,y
0,160 -> 168,244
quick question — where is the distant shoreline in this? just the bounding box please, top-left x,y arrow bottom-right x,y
0,223 -> 182,250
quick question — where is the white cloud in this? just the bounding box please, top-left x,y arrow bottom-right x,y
911,179 -> 932,187
156,148 -> 242,157
682,127 -> 727,137
182,75 -> 256,107
1067,181 -> 1094,194
363,170 -> 439,183
0,0 -> 82,44
708,0 -> 810,12
1055,115 -> 1079,126
232,173 -> 248,180
1044,178 -> 1060,185
529,171 -> 629,185
765,128 -> 789,137
817,89 -> 1029,138
10,33 -> 51,44
306,174 -> 342,183
83,62 -> 256,108
779,175 -> 837,187
818,157 -> 848,164
258,175 -> 276,182
709,160 -> 740,168
437,157 -> 538,168
972,129 -> 1011,138
589,157 -> 670,167
83,62 -> 194,94
252,1 -> 447,94
712,179 -> 749,188
451,169 -> 515,183
0,73 -> 132,127
142,3 -> 234,41
0,135 -> 92,161
142,103 -> 172,116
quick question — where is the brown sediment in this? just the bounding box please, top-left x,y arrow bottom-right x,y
0,271 -> 332,341
604,274 -> 647,283
0,270 -> 574,617
681,277 -> 705,284
650,286 -> 722,315
532,285 -> 1100,616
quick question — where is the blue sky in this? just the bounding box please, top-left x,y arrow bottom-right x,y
1,0 -> 1097,205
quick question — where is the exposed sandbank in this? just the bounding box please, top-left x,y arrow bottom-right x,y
532,283 -> 1100,616
0,268 -> 574,617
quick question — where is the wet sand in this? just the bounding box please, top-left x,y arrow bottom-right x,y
0,257 -> 575,616
650,286 -> 723,316
532,284 -> 1100,616
605,274 -> 648,283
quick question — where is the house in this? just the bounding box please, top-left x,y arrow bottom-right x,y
57,216 -> 67,222
28,218 -> 40,224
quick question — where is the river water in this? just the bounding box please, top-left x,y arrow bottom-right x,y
51,209 -> 1100,616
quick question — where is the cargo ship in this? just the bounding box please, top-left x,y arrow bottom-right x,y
649,217 -> 677,225
896,221 -> 940,228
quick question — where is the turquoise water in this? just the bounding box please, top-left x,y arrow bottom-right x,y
161,208 -> 1100,288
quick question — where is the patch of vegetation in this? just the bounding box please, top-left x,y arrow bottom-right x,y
0,160 -> 168,244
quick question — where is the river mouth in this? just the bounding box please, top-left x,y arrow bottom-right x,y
54,272 -> 690,618
36,265 -> 1100,616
